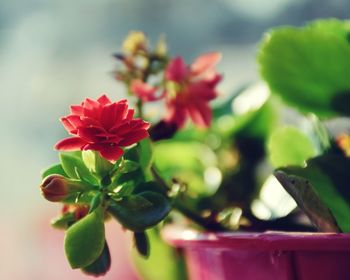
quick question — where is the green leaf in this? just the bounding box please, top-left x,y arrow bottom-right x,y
308,115 -> 331,153
124,146 -> 139,161
120,160 -> 140,174
60,151 -> 99,185
212,84 -> 250,118
82,150 -> 114,178
111,181 -> 135,197
112,168 -> 145,191
51,212 -> 75,230
134,181 -> 166,196
108,191 -> 171,232
153,141 -> 218,195
274,170 -> 340,232
307,19 -> 350,41
277,154 -> 350,232
132,228 -> 188,280
138,139 -> 153,175
64,207 -> 105,268
258,19 -> 350,116
41,163 -> 67,179
214,97 -> 278,141
268,126 -> 317,168
134,232 -> 150,258
89,192 -> 103,213
82,241 -> 111,277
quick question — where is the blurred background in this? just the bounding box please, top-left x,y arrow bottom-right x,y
0,0 -> 349,279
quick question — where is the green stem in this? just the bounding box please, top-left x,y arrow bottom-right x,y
136,99 -> 144,119
151,165 -> 227,231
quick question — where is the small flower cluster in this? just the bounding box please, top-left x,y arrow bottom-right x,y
115,31 -> 222,129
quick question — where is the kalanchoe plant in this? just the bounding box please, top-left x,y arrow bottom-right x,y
40,23 -> 350,279
40,94 -> 172,276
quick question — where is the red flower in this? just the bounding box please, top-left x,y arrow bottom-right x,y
164,52 -> 222,128
55,94 -> 150,161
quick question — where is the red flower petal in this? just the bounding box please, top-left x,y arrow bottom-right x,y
80,116 -> 100,127
165,99 -> 188,128
55,137 -> 87,151
126,108 -> 135,121
60,117 -> 76,134
165,57 -> 188,82
83,98 -> 102,119
78,126 -> 105,142
110,119 -> 149,135
190,52 -> 222,77
188,82 -> 218,101
98,145 -> 124,162
97,94 -> 111,106
114,102 -> 128,123
70,105 -> 84,115
65,115 -> 83,130
100,103 -> 118,130
118,130 -> 149,146
131,80 -> 161,102
188,101 -> 212,128
84,98 -> 101,110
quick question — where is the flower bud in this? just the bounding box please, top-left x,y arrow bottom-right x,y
154,34 -> 167,58
122,31 -> 147,54
40,175 -> 84,202
62,204 -> 90,220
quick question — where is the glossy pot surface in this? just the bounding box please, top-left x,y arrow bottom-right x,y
163,227 -> 350,280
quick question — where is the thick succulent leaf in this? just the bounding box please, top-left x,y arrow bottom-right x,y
214,96 -> 277,140
41,163 -> 68,179
108,191 -> 170,232
133,181 -> 166,196
64,207 -> 105,268
88,192 -> 103,213
258,19 -> 350,116
50,212 -> 75,230
82,242 -> 111,276
82,150 -> 114,178
134,231 -> 150,258
274,170 -> 340,232
308,115 -> 331,153
153,141 -> 218,195
268,126 -> 317,168
276,154 -> 350,232
119,160 -> 140,174
138,139 -> 153,173
307,19 -> 350,41
60,151 -> 99,185
111,168 -> 145,192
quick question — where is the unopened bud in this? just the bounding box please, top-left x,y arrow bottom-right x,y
122,31 -> 147,54
154,34 -> 167,57
40,175 -> 85,202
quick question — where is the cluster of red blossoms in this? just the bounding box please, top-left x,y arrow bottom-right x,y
55,49 -> 221,162
131,52 -> 222,128
55,95 -> 150,161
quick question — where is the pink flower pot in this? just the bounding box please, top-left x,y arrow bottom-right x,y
163,227 -> 350,280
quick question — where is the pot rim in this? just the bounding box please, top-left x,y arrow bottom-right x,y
162,226 -> 350,251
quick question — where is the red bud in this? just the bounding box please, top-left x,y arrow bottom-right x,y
40,175 -> 84,202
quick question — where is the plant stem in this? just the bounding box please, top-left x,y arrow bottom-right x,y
136,99 -> 144,119
151,165 -> 227,231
